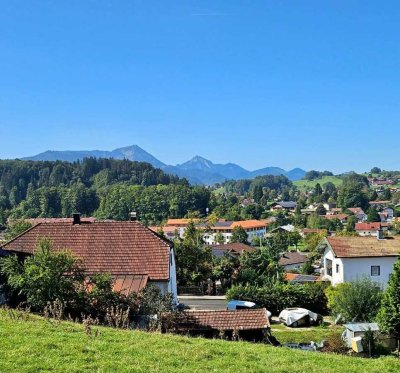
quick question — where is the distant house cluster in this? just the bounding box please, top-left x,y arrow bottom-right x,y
149,218 -> 267,245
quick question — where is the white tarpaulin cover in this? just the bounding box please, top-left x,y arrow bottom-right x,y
279,308 -> 321,326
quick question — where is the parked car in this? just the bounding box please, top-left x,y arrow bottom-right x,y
227,300 -> 272,319
227,300 -> 256,310
279,308 -> 323,327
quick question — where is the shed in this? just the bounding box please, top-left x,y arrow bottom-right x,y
162,308 -> 271,342
342,323 -> 380,347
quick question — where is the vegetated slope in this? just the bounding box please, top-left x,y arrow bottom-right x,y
0,313 -> 399,373
294,176 -> 343,190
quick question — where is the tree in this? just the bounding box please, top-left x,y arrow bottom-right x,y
325,277 -> 382,323
235,247 -> 284,287
0,238 -> 85,311
230,226 -> 248,244
378,258 -> 400,350
381,188 -> 392,201
214,232 -> 225,245
174,225 -> 212,286
367,207 -> 381,223
346,215 -> 357,232
252,185 -> 263,203
4,220 -> 32,241
371,167 -> 381,174
315,204 -> 327,216
314,183 -> 323,196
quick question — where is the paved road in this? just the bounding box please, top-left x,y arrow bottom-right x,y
178,296 -> 227,310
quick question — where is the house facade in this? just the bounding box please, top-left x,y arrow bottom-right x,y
320,236 -> 400,289
1,216 -> 178,300
158,218 -> 267,245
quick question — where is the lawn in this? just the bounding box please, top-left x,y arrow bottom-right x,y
1,310 -> 400,372
294,176 -> 343,190
271,320 -> 341,344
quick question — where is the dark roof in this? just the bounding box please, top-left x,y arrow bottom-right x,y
275,201 -> 297,208
278,252 -> 308,266
209,243 -> 256,254
285,273 -> 320,284
176,309 -> 270,331
325,236 -> 400,258
2,221 -> 172,281
213,221 -> 234,228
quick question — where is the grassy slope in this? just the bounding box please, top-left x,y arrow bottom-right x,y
1,312 -> 400,372
294,176 -> 343,190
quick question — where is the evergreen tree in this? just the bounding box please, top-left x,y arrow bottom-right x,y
367,207 -> 381,223
378,258 -> 400,353
230,226 -> 248,244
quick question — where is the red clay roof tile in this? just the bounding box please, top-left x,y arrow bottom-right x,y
2,221 -> 172,281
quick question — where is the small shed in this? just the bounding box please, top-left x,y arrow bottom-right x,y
162,308 -> 271,342
342,323 -> 380,347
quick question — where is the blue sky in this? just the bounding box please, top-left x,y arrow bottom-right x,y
0,1 -> 399,173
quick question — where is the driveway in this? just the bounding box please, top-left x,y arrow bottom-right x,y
178,295 -> 227,310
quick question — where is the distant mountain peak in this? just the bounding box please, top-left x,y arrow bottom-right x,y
21,145 -> 306,185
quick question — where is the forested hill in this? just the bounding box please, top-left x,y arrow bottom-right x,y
0,158 -> 210,225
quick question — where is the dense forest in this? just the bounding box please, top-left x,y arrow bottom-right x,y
0,158 -> 209,225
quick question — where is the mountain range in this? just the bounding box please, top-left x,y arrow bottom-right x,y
22,145 -> 306,184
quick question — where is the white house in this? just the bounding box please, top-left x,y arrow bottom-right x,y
320,236 -> 400,289
355,222 -> 386,237
347,208 -> 367,222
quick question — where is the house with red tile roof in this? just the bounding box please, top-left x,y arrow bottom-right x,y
355,222 -> 387,237
162,308 -> 271,341
1,216 -> 177,300
320,236 -> 400,288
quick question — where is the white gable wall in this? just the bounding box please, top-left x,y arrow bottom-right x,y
322,246 -> 344,286
342,256 -> 397,289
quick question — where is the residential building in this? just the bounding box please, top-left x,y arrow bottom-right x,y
347,208 -> 367,222
209,242 -> 256,258
355,222 -> 387,237
324,214 -> 349,224
320,236 -> 400,289
285,273 -> 320,284
1,215 -> 178,300
203,220 -> 267,245
278,252 -> 308,271
161,218 -> 267,245
270,201 -> 297,212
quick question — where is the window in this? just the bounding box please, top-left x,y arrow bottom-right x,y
326,259 -> 332,276
336,264 -> 340,273
371,266 -> 380,276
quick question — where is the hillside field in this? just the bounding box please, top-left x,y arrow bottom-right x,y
1,311 -> 400,373
294,176 -> 343,190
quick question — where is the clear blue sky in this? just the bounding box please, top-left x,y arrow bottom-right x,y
0,1 -> 399,173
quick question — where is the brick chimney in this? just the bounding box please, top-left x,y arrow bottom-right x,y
129,212 -> 137,222
72,213 -> 81,225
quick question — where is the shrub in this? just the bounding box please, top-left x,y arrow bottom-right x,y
322,332 -> 348,354
226,282 -> 328,315
325,278 -> 382,323
0,238 -> 86,312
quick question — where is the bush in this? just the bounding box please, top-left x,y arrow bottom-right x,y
325,278 -> 382,323
0,238 -> 173,325
0,238 -> 86,312
322,332 -> 348,354
226,282 -> 328,315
